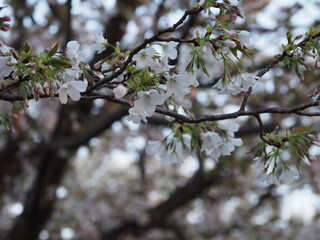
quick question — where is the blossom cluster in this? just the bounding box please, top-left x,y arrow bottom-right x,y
0,6 -> 317,187
147,120 -> 243,164
251,156 -> 300,185
57,41 -> 87,104
213,73 -> 258,95
111,42 -> 199,123
201,120 -> 243,162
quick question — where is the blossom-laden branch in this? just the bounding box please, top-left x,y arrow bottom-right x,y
0,1 -> 320,185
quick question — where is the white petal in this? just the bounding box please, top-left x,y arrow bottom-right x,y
59,90 -> 68,104
69,80 -> 87,92
113,85 -> 128,98
68,88 -> 81,101
66,40 -> 80,54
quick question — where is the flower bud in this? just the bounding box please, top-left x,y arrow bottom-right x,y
224,39 -> 237,48
199,0 -> 205,6
224,29 -> 237,38
25,62 -> 37,67
0,16 -> 11,22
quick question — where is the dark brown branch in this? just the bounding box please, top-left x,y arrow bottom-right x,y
87,7 -> 204,92
1,90 -> 319,124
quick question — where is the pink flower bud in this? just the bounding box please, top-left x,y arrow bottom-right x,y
2,26 -> 10,31
34,82 -> 41,90
307,155 -> 317,163
0,16 -> 11,22
93,61 -> 102,69
43,81 -> 50,89
224,29 -> 237,38
25,62 -> 37,67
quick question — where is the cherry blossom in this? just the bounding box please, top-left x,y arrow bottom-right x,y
57,80 -> 87,104
279,165 -> 300,184
166,76 -> 191,104
128,90 -> 167,123
166,72 -> 199,104
92,33 -> 108,54
132,47 -> 157,70
237,30 -> 252,47
251,158 -> 266,173
201,131 -> 242,162
236,73 -> 258,91
212,79 -> 242,95
62,68 -> 82,82
256,172 -> 280,185
147,134 -> 193,162
154,57 -> 172,74
218,120 -> 240,135
161,42 -> 178,60
66,40 -> 82,68
213,73 -> 257,95
113,85 -> 128,98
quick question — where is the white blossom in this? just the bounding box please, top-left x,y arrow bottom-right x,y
132,47 -> 157,70
66,40 -> 82,68
57,80 -> 87,104
92,33 -> 108,54
166,76 -> 190,104
154,57 -> 172,74
213,73 -> 258,95
252,157 -> 300,185
201,131 -> 242,162
165,72 -> 199,105
236,73 -> 258,91
147,134 -> 192,162
218,119 -> 240,135
128,90 -> 167,123
237,30 -> 252,47
212,79 -> 242,95
161,42 -> 178,59
62,68 -> 82,82
279,165 -> 300,184
201,132 -> 224,157
251,158 -> 266,173
256,172 -> 280,185
176,71 -> 199,88
113,85 -> 128,98
222,138 -> 243,156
